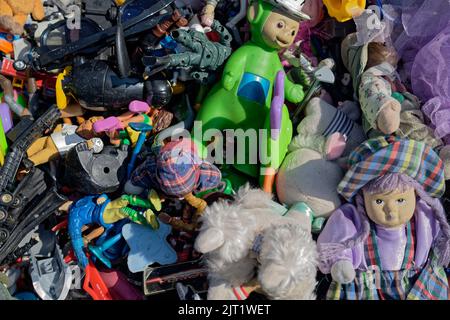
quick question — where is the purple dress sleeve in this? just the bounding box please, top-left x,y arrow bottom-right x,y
414,199 -> 441,267
317,204 -> 365,274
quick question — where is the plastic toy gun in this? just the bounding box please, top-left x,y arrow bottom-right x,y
0,106 -> 67,264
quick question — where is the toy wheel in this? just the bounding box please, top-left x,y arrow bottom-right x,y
0,192 -> 14,206
0,228 -> 9,242
0,208 -> 7,223
13,60 -> 28,71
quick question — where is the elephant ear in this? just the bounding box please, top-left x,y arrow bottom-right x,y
194,228 -> 224,253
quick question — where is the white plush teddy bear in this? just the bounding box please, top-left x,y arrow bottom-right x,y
195,185 -> 318,300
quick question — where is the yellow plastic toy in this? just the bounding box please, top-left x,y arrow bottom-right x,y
323,0 -> 366,22
56,67 -> 73,110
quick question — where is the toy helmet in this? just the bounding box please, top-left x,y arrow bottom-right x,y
263,0 -> 311,20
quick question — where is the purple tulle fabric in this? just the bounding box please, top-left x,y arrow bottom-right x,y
386,0 -> 450,143
389,0 -> 450,87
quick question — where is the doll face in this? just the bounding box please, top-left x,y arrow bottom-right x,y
363,187 -> 416,228
262,9 -> 300,49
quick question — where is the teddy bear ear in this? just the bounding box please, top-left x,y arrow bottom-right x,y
194,228 -> 224,253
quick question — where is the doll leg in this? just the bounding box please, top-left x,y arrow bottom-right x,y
102,198 -> 129,224
27,138 -> 59,165
27,137 -> 48,158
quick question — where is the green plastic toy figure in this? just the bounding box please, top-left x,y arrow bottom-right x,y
193,0 -> 310,192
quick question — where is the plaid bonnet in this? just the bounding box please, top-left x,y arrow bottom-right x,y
156,138 -> 222,198
337,136 -> 445,201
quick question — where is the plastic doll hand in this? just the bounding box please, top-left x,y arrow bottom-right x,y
96,195 -> 108,205
288,85 -> 305,104
223,72 -> 236,91
331,260 -> 355,284
376,100 -> 401,134
201,3 -> 216,27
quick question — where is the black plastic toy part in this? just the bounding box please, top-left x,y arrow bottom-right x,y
0,168 -> 67,264
34,0 -> 176,71
0,105 -> 61,212
62,60 -> 173,111
63,141 -> 129,195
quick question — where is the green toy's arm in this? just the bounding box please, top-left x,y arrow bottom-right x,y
284,76 -> 305,104
221,49 -> 246,91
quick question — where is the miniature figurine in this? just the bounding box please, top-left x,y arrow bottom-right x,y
317,136 -> 450,300
93,100 -> 173,146
69,193 -> 160,268
143,19 -> 232,84
125,137 -> 222,232
26,118 -> 104,166
193,0 -> 310,193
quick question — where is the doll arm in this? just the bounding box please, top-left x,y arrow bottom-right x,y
359,71 -> 401,133
317,204 -> 363,274
201,0 -> 219,26
284,76 -> 305,104
221,51 -> 246,91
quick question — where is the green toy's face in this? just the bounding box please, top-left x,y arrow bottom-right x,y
261,9 -> 300,49
363,187 -> 416,229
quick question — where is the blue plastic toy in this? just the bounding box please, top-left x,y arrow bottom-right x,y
122,220 -> 177,273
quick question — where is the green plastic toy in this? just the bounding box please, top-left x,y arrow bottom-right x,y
0,116 -> 7,165
193,0 -> 309,192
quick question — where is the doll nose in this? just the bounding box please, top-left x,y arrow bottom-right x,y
384,201 -> 398,218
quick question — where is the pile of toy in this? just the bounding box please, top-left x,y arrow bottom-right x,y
0,0 -> 449,300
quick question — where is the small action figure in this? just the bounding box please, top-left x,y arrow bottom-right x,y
69,193 -> 160,268
26,117 -> 104,166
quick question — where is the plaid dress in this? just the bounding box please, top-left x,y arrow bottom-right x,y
326,219 -> 449,300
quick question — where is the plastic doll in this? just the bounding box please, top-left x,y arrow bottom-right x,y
69,193 -> 160,268
93,100 -> 173,146
317,136 -> 450,300
26,117 -> 104,166
194,0 -> 310,193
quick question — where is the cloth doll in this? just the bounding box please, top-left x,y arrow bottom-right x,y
317,136 -> 450,300
341,33 -> 441,143
124,138 -> 223,232
341,32 -> 450,178
0,0 -> 45,35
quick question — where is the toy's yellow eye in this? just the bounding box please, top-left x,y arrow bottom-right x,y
277,21 -> 285,29
397,198 -> 406,204
375,199 -> 384,205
